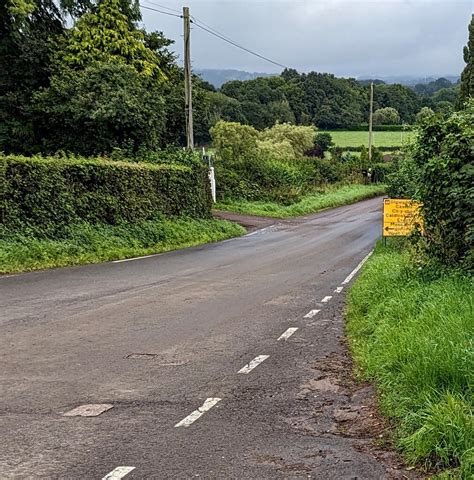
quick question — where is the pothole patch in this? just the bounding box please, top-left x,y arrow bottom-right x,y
63,403 -> 113,417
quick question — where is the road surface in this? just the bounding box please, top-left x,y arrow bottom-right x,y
0,197 -> 418,479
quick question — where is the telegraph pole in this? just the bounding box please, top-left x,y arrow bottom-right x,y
368,82 -> 374,162
183,6 -> 194,149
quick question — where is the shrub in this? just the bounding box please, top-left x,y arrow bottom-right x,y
386,153 -> 420,198
210,120 -> 259,164
260,123 -> 317,156
371,162 -> 393,183
256,139 -> 296,163
2,154 -> 212,234
312,158 -> 343,183
413,102 -> 474,268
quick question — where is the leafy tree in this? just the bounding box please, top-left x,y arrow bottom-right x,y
414,77 -> 453,96
60,0 -> 141,24
459,14 -> 474,105
315,132 -> 334,151
373,107 -> 400,125
374,84 -> 420,123
433,101 -> 454,116
58,0 -> 164,80
415,107 -> 435,124
0,0 -> 64,152
33,62 -> 166,154
431,85 -> 459,105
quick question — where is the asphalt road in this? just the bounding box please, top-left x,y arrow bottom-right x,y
0,197 -> 418,479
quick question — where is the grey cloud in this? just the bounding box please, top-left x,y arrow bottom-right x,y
140,0 -> 473,76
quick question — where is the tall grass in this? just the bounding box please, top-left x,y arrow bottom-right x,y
346,241 -> 473,477
0,218 -> 245,273
216,184 -> 385,218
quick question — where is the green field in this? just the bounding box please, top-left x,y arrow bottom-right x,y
324,130 -> 414,148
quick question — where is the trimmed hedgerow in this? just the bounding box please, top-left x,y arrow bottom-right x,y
1,154 -> 212,234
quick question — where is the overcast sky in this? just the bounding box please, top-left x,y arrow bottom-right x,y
139,0 -> 473,77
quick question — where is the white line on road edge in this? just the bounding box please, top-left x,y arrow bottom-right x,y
244,226 -> 271,237
174,398 -> 222,427
341,251 -> 373,285
334,286 -> 344,293
238,355 -> 270,374
304,309 -> 320,319
277,327 -> 299,341
102,466 -> 135,479
113,253 -> 161,263
321,295 -> 333,303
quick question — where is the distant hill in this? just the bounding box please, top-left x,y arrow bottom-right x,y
195,69 -> 276,88
357,75 -> 460,86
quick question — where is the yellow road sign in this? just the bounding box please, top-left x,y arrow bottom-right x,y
383,199 -> 423,237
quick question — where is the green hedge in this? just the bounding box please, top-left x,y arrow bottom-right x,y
2,154 -> 212,233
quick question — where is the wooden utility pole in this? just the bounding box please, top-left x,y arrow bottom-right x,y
368,82 -> 374,162
183,6 -> 194,149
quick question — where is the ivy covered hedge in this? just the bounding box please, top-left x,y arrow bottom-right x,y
2,154 -> 212,234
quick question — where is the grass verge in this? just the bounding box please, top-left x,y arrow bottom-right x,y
346,240 -> 473,478
215,184 -> 385,218
0,218 -> 245,274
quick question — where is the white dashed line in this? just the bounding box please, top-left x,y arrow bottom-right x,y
63,404 -> 113,417
102,466 -> 135,479
334,286 -> 344,293
277,327 -> 299,341
321,295 -> 332,303
238,355 -> 270,374
175,398 -> 222,427
304,309 -> 320,318
341,251 -> 373,284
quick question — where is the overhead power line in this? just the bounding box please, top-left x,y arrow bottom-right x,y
142,1 -> 182,15
138,3 -> 289,70
140,4 -> 182,18
190,18 -> 288,70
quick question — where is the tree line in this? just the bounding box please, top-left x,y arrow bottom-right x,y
1,1 -> 471,156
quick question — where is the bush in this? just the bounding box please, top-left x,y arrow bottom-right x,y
210,120 -> 259,164
260,123 -> 316,156
372,162 -> 394,183
312,157 -> 343,183
413,102 -> 474,268
386,153 -> 420,198
2,154 -> 212,234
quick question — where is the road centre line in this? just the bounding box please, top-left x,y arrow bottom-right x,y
341,250 -> 373,285
277,327 -> 299,341
321,295 -> 332,303
238,355 -> 270,374
334,286 -> 344,293
174,398 -> 222,427
304,309 -> 320,318
102,466 -> 135,479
